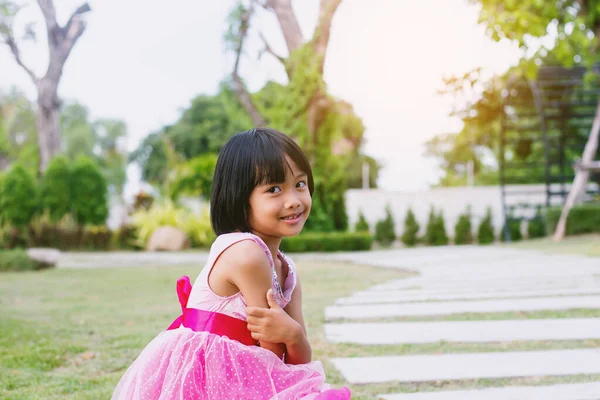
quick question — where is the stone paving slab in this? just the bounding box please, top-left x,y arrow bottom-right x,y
372,275 -> 598,292
58,251 -> 209,268
325,295 -> 600,320
337,288 -> 600,305
378,382 -> 600,400
330,348 -> 600,384
325,318 -> 600,344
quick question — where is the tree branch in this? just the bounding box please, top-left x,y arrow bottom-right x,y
62,3 -> 91,45
258,31 -> 285,65
36,0 -> 59,44
232,4 -> 265,127
4,32 -> 37,82
43,2 -> 91,81
312,0 -> 342,71
264,0 -> 303,54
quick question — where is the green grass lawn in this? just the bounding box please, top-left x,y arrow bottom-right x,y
2,244 -> 600,400
506,233 -> 600,257
0,261 -> 410,399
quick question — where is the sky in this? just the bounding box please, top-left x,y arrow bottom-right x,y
0,0 -> 523,201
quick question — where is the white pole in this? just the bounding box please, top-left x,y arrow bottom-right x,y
362,162 -> 370,189
467,160 -> 474,187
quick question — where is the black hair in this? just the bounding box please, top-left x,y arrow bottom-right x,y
210,128 -> 314,235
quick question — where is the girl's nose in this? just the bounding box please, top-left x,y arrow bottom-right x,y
286,194 -> 301,209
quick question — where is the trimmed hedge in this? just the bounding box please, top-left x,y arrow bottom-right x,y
280,232 -> 373,253
546,203 -> 600,235
0,249 -> 52,272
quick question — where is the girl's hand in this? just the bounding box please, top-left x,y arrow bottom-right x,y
246,289 -> 303,346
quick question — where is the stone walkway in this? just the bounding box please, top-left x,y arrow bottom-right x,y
321,246 -> 600,399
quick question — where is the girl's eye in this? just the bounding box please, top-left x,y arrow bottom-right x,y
297,181 -> 307,188
267,186 -> 281,193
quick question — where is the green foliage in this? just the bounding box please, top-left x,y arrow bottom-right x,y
70,156 -> 108,226
40,156 -> 71,221
130,201 -> 215,248
130,85 -> 251,186
546,203 -> 600,235
0,88 -> 39,172
473,0 -> 597,70
454,207 -> 474,245
401,208 -> 419,247
374,205 -> 396,246
0,164 -> 38,227
354,210 -> 370,232
527,206 -> 547,238
425,206 -> 449,246
501,218 -> 523,242
280,232 -> 373,252
477,207 -> 495,244
0,249 -> 51,272
61,102 -> 128,194
168,153 -> 218,200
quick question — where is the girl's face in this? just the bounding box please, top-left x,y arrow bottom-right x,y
248,156 -> 312,239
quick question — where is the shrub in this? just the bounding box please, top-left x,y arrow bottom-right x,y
501,218 -> 522,242
374,205 -> 396,246
280,232 -> 373,253
401,208 -> 419,247
425,206 -> 448,246
0,249 -> 50,272
454,207 -> 473,245
354,210 -> 370,232
0,164 -> 38,227
71,156 -> 108,225
40,156 -> 72,222
477,207 -> 495,244
527,206 -> 547,239
546,203 -> 600,235
131,201 -> 215,248
111,224 -> 139,250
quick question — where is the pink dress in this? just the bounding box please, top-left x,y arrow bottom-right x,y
111,232 -> 351,400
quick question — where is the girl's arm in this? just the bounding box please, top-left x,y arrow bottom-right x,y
222,241 -> 287,359
282,279 -> 312,364
246,279 -> 312,365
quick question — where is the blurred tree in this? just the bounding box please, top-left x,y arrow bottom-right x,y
0,0 -> 91,172
0,88 -> 38,173
470,0 -> 600,239
221,0 -> 378,231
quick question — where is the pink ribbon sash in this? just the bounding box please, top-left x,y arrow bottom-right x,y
167,276 -> 256,346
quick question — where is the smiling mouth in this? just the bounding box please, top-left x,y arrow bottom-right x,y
281,211 -> 303,220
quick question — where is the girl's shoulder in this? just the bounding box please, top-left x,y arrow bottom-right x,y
210,232 -> 274,268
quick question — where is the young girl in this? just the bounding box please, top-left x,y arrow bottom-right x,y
112,128 -> 351,399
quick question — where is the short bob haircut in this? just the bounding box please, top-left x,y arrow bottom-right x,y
210,128 -> 314,235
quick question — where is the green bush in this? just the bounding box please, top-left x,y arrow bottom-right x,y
477,207 -> 495,244
131,201 -> 215,248
71,156 -> 109,225
454,207 -> 473,245
354,210 -> 370,232
374,205 -> 396,246
28,213 -> 81,250
527,206 -> 547,238
0,249 -> 51,272
280,232 -> 373,252
501,218 -> 522,242
401,208 -> 419,247
0,164 -> 39,227
546,203 -> 600,235
425,207 -> 448,246
40,156 -> 72,222
111,224 -> 140,250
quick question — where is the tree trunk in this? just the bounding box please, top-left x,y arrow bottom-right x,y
265,0 -> 303,54
1,1 -> 90,172
552,98 -> 600,241
35,78 -> 61,171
